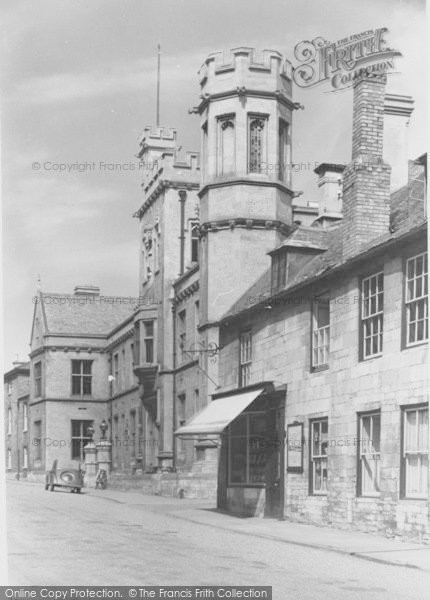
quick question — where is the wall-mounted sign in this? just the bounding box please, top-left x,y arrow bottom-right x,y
293,28 -> 402,91
287,422 -> 304,473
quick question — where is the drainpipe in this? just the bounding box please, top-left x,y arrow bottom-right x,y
178,190 -> 187,276
172,302 -> 177,470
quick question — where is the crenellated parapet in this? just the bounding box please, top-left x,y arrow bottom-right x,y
137,126 -> 177,159
198,47 -> 293,98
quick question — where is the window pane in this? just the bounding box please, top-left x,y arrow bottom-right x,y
71,420 -> 81,437
82,361 -> 92,375
71,360 -> 81,375
312,423 -> 320,456
72,377 -> 81,395
405,410 -> 417,451
71,439 -> 82,461
82,377 -> 92,395
317,304 -> 329,328
417,409 -> 429,451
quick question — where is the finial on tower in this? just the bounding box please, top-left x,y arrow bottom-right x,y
36,273 -> 41,290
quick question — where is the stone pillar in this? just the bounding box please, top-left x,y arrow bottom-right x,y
84,442 -> 97,487
96,440 -> 112,474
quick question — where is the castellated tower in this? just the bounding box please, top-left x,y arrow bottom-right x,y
195,47 -> 298,394
197,48 -> 297,322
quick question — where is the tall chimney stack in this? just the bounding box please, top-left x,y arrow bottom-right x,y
342,71 -> 391,259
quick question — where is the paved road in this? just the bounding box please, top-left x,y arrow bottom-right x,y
6,481 -> 430,599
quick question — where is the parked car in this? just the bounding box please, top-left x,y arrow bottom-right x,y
45,459 -> 84,493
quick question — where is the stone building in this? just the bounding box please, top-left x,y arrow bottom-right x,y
174,51 -> 428,538
4,361 -> 30,476
27,285 -> 134,472
5,47 -> 428,538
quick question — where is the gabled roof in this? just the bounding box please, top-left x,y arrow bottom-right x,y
222,164 -> 427,322
38,292 -> 136,336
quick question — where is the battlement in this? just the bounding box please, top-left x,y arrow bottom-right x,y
198,47 -> 292,96
141,126 -> 177,142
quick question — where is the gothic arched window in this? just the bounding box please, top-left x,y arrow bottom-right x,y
218,116 -> 235,175
249,117 -> 266,173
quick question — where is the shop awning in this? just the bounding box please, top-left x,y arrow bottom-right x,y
175,387 -> 265,437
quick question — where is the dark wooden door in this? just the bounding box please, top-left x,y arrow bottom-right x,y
264,396 -> 285,519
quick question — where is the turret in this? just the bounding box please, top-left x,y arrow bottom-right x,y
195,47 -> 299,324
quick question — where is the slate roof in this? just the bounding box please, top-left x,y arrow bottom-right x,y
39,292 -> 136,336
222,160 -> 427,321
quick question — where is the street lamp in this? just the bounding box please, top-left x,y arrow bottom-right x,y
100,419 -> 109,441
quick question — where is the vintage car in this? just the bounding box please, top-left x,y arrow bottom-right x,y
45,459 -> 84,493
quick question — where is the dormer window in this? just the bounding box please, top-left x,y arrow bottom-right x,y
271,249 -> 287,294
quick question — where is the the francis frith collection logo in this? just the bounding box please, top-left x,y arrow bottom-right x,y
292,27 -> 401,90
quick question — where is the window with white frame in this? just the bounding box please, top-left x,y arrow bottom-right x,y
7,381 -> 12,395
23,447 -> 28,469
361,272 -> 384,359
402,405 -> 428,498
312,298 -> 330,368
248,116 -> 267,173
23,403 -> 28,432
7,449 -> 12,470
217,116 -> 235,175
34,361 -> 42,398
239,332 -> 252,387
310,418 -> 328,494
71,360 -> 92,396
7,407 -> 12,435
405,252 -> 428,346
358,412 -> 381,496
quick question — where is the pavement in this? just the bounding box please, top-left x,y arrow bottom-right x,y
85,486 -> 430,572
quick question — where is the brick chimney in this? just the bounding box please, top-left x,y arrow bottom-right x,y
342,72 -> 391,260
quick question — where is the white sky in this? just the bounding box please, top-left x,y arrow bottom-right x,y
1,0 -> 426,369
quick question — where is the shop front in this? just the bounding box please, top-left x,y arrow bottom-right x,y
175,382 -> 286,518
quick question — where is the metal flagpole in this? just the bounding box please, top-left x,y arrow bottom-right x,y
156,44 -> 161,127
